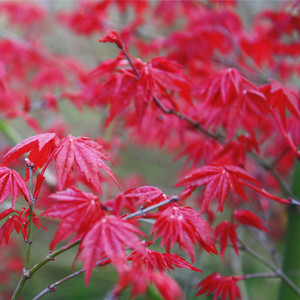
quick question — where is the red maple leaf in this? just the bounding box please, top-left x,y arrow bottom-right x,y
215,221 -> 239,258
79,215 -> 146,284
129,243 -> 202,273
233,209 -> 268,232
99,30 -> 123,49
44,135 -> 119,194
260,80 -> 300,127
2,133 -> 58,172
0,166 -> 30,207
113,267 -> 183,300
123,185 -> 166,207
176,164 -> 289,212
0,207 -> 46,245
196,273 -> 242,300
41,187 -> 104,249
151,204 -> 218,261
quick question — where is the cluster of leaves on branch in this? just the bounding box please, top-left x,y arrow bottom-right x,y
0,1 -> 299,299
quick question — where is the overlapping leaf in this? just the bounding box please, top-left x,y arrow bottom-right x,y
215,221 -> 239,258
151,204 -> 218,261
196,273 -> 242,300
233,209 -> 268,232
0,166 -> 30,207
79,215 -> 145,284
2,133 -> 57,171
41,187 -> 104,249
129,244 -> 202,273
176,164 -> 288,212
45,135 -> 118,194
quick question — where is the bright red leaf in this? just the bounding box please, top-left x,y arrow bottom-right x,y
176,164 -> 289,212
2,133 -> 57,171
79,215 -> 146,284
196,273 -> 242,300
113,267 -> 184,300
129,244 -> 202,273
215,221 -> 239,258
45,135 -> 119,194
99,30 -> 123,49
151,204 -> 218,261
233,209 -> 268,232
41,187 -> 104,249
0,166 -> 30,207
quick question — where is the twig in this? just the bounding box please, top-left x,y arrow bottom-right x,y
32,257 -> 110,300
243,272 -> 278,280
239,239 -> 300,297
11,161 -> 35,300
123,196 -> 178,219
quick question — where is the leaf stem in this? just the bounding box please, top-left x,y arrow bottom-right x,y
11,163 -> 35,300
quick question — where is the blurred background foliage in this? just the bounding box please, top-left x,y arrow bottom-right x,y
0,1 -> 299,299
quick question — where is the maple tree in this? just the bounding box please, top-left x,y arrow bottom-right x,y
0,1 -> 299,300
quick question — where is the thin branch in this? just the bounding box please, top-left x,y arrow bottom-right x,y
123,196 -> 178,220
243,272 -> 278,280
239,239 -> 300,297
11,161 -> 35,300
152,95 -> 223,140
32,257 -> 110,300
29,239 -> 81,275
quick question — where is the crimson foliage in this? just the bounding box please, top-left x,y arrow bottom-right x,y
0,1 -> 299,299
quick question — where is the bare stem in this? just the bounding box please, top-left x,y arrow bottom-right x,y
11,163 -> 35,300
243,272 -> 278,280
30,239 -> 81,275
123,196 -> 178,219
32,257 -> 110,300
239,239 -> 300,297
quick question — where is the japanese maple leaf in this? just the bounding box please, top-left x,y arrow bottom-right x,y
2,133 -> 57,172
233,209 -> 268,232
196,68 -> 268,139
0,166 -> 30,207
196,273 -> 242,300
80,215 -> 146,284
109,186 -> 166,216
113,267 -> 183,300
215,221 -> 239,258
260,80 -> 300,128
129,244 -> 202,273
123,186 -> 166,207
151,204 -> 218,262
176,164 -> 288,213
0,207 -> 46,245
41,187 -> 104,249
44,135 -> 119,194
99,30 -> 123,49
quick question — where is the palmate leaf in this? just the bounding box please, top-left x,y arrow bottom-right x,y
129,244 -> 202,273
151,204 -> 218,262
215,221 -> 239,258
79,215 -> 146,284
0,166 -> 30,207
0,207 -> 46,245
196,273 -> 242,300
2,132 -> 57,171
176,163 -> 288,212
233,209 -> 268,232
44,135 -> 119,194
41,187 -> 104,249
